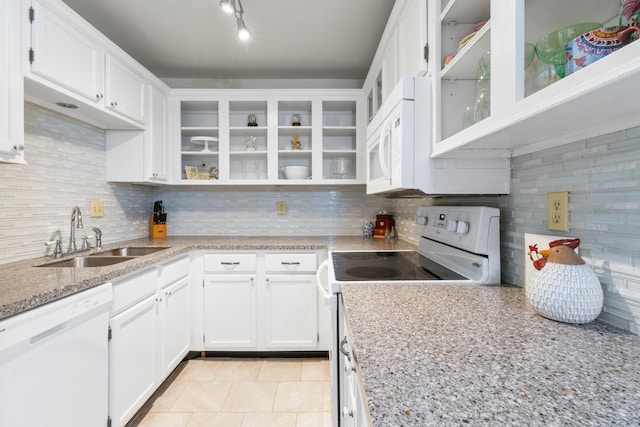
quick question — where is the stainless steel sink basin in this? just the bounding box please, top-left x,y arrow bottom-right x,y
90,246 -> 169,257
39,256 -> 136,268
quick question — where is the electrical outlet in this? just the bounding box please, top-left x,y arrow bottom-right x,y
277,201 -> 287,215
547,192 -> 568,231
90,200 -> 104,218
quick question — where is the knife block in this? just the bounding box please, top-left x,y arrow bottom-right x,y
149,214 -> 167,238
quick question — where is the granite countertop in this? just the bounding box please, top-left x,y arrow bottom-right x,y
0,235 -> 415,321
341,284 -> 640,426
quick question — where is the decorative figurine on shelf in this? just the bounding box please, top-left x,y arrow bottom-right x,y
246,136 -> 256,151
291,135 -> 301,150
208,166 -> 219,180
247,114 -> 257,127
526,238 -> 603,324
291,113 -> 301,126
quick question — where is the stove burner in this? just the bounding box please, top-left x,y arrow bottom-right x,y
332,250 -> 468,282
344,266 -> 401,279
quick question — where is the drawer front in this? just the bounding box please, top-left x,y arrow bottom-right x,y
265,253 -> 317,273
111,267 -> 158,315
161,256 -> 190,287
204,254 -> 257,273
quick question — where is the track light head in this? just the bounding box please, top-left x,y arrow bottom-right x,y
219,0 -> 234,14
237,18 -> 250,40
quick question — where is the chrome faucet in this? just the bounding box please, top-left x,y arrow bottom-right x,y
92,227 -> 102,249
68,206 -> 84,253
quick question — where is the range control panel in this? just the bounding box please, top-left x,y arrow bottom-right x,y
415,206 -> 500,255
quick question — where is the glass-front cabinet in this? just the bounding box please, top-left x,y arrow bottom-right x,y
178,101 -> 219,181
430,0 -> 639,158
322,101 -> 357,180
169,90 -> 364,185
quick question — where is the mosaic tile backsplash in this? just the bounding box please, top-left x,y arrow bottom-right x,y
1,103 -> 638,334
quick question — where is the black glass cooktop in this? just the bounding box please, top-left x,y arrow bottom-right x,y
331,251 -> 467,282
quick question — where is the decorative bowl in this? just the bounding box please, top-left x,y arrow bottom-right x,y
536,23 -> 601,66
282,166 -> 310,180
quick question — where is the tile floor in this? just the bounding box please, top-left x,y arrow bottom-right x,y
126,357 -> 332,427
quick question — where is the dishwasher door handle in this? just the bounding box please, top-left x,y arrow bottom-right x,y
30,323 -> 68,345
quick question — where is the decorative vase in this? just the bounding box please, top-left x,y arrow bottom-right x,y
526,262 -> 603,324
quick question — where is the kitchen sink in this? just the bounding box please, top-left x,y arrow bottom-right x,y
90,246 -> 169,257
39,256 -> 136,268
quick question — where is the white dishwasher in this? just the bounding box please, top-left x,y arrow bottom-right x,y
0,283 -> 113,427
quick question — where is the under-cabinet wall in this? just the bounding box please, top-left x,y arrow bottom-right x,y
0,103 -> 152,264
1,104 -> 389,264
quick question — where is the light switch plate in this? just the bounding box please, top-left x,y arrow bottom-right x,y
90,200 -> 104,218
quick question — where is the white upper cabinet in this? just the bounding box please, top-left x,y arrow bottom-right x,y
106,83 -> 169,183
0,0 -> 24,164
430,0 -> 638,157
398,0 -> 429,80
29,0 -> 104,103
25,0 -> 150,129
363,0 -> 429,124
170,90 -> 364,186
104,54 -> 146,124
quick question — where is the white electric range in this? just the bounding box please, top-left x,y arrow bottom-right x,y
329,205 -> 501,290
320,205 -> 502,427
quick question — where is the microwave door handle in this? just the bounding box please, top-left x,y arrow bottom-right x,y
379,118 -> 392,181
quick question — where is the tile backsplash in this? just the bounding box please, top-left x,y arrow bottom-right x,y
0,103 -> 152,263
2,103 -> 639,334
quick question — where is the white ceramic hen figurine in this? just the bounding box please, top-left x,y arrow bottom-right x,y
526,242 -> 603,324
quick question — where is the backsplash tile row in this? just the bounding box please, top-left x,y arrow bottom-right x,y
151,186 -> 391,237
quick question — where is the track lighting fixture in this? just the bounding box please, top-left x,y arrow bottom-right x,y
219,0 -> 251,40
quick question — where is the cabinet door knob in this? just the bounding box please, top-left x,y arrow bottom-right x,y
342,408 -> 354,418
12,144 -> 24,152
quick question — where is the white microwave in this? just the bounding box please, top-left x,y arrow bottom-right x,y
366,77 -> 511,196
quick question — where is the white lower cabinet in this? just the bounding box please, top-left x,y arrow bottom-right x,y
202,252 -> 326,352
108,256 -> 190,427
265,275 -> 317,348
109,292 -> 158,427
203,274 -> 257,349
159,275 -> 190,376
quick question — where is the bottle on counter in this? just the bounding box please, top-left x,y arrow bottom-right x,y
363,221 -> 374,238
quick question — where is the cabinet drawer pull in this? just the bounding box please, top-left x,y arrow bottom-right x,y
280,261 -> 301,265
220,261 -> 240,265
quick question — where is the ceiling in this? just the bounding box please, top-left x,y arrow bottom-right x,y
60,0 -> 395,85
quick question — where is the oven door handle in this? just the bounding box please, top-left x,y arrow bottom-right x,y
339,336 -> 352,361
315,259 -> 332,300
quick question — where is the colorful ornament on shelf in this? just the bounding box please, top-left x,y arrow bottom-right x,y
526,238 -> 603,324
